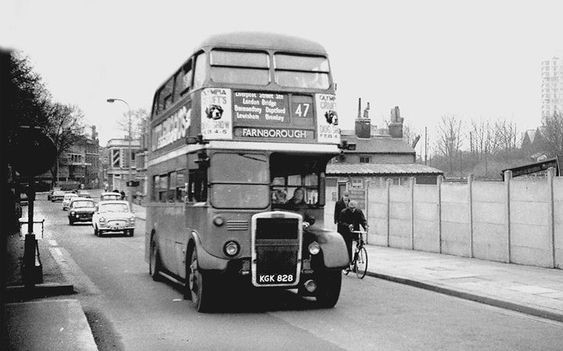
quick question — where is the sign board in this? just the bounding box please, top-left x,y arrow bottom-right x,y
126,180 -> 140,187
9,127 -> 56,176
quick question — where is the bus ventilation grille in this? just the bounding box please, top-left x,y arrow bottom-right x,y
227,220 -> 249,231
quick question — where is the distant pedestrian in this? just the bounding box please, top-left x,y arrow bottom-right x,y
120,190 -> 126,200
334,190 -> 350,224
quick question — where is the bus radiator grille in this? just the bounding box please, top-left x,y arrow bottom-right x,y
255,218 -> 298,240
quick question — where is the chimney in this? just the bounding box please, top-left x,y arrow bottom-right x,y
355,98 -> 371,138
91,125 -> 98,140
388,106 -> 404,138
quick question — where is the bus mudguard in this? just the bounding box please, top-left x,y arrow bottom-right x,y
305,227 -> 349,268
189,231 -> 229,271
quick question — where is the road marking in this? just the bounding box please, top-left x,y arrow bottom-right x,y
49,246 -> 101,295
49,239 -> 58,247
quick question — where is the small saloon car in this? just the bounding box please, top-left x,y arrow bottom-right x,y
62,193 -> 78,211
49,190 -> 66,202
92,200 -> 135,237
68,197 -> 96,225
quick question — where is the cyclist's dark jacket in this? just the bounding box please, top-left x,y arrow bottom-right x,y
338,207 -> 367,232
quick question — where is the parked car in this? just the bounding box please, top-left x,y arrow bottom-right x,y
68,198 -> 96,225
62,193 -> 78,211
77,190 -> 91,198
100,192 -> 122,201
92,200 -> 135,237
49,190 -> 66,202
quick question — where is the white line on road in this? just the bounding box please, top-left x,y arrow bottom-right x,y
49,246 -> 102,295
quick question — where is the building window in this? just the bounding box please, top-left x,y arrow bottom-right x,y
360,156 -> 370,163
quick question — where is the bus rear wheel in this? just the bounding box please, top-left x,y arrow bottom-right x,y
187,248 -> 216,313
315,269 -> 342,308
149,237 -> 162,281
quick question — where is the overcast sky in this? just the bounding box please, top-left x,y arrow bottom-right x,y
2,0 -> 562,152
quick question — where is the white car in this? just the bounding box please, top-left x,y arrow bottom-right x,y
92,200 -> 135,237
62,193 -> 78,211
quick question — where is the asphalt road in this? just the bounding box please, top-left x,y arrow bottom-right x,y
35,196 -> 563,351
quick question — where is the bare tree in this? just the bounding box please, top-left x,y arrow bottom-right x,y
436,115 -> 463,175
44,103 -> 85,185
116,108 -> 149,140
494,119 -> 518,153
541,111 -> 563,157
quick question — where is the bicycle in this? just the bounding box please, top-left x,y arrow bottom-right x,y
344,230 -> 368,279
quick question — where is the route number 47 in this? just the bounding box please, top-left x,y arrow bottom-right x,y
294,103 -> 310,117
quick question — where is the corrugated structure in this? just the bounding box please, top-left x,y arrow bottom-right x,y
327,163 -> 443,176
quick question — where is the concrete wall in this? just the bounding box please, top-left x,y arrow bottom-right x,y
553,176 -> 563,269
336,169 -> 562,269
413,184 -> 440,253
472,181 -> 507,262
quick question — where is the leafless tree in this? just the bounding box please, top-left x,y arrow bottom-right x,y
43,103 -> 85,185
541,111 -> 563,157
436,115 -> 463,174
116,108 -> 149,140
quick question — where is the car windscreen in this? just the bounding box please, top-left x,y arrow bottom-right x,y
99,204 -> 129,213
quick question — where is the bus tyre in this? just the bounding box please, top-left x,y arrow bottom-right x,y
315,269 -> 342,308
187,248 -> 216,313
149,237 -> 162,281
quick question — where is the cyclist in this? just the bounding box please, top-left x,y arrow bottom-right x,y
337,200 -> 368,263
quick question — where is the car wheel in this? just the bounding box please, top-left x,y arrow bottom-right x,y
128,229 -> 134,237
69,218 -> 74,225
149,237 -> 162,281
94,226 -> 99,236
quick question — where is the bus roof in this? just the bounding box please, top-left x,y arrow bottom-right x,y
196,32 -> 328,56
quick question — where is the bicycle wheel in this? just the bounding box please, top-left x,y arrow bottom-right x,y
355,246 -> 368,279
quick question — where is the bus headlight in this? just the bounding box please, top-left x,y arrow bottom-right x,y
223,241 -> 240,257
308,241 -> 321,255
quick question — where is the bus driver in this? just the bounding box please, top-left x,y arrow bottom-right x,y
285,187 -> 315,228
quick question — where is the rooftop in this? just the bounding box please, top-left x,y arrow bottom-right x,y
327,163 -> 443,176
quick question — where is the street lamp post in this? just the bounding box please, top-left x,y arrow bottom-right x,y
107,98 -> 133,206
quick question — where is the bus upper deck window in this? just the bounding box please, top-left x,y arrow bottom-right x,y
209,50 -> 270,86
274,54 -> 330,89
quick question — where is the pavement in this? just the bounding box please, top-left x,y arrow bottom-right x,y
4,199 -> 563,350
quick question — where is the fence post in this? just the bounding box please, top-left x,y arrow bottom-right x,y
365,179 -> 369,245
504,170 -> 512,263
410,177 -> 415,250
386,178 -> 392,247
468,174 -> 474,258
548,167 -> 556,268
437,175 -> 443,254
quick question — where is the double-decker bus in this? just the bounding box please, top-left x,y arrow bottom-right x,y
145,32 -> 349,312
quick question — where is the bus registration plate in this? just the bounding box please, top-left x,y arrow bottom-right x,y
255,246 -> 298,286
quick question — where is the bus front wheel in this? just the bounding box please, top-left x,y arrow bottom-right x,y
315,269 -> 342,308
187,248 -> 216,313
